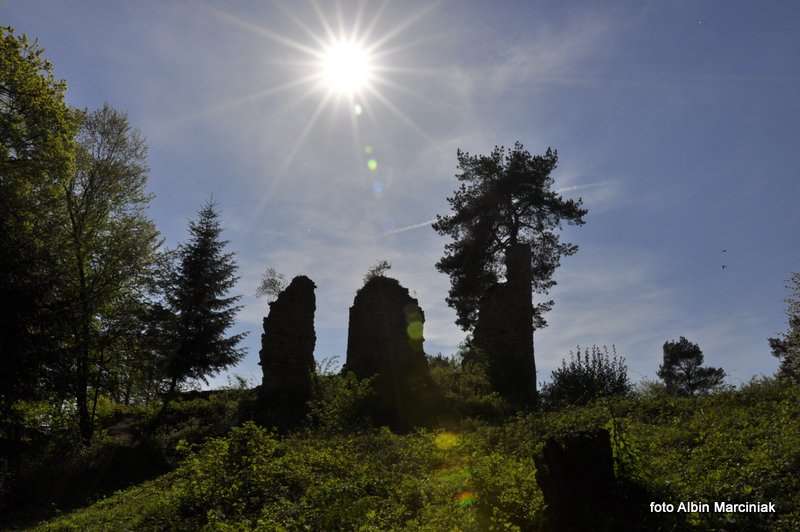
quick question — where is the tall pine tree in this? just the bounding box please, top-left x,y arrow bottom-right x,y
164,201 -> 246,400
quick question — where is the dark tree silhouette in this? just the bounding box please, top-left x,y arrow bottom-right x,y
769,272 -> 800,383
432,142 -> 588,331
163,201 -> 246,403
0,27 -> 80,441
657,337 -> 725,395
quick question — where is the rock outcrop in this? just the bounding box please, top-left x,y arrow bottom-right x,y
344,276 -> 438,429
473,243 -> 536,406
258,275 -> 316,425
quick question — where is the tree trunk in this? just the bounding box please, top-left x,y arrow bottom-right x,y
75,256 -> 96,445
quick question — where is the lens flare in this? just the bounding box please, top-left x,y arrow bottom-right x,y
455,490 -> 478,508
433,432 -> 460,450
406,320 -> 423,340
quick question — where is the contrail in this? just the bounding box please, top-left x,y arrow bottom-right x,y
382,218 -> 437,237
555,181 -> 611,194
382,181 -> 609,237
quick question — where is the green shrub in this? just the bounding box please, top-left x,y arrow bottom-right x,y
542,345 -> 631,408
307,370 -> 376,433
428,354 -> 510,420
33,379 -> 800,531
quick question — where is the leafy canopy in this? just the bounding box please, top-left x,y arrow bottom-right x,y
432,142 -> 587,330
0,26 -> 80,421
64,104 -> 162,442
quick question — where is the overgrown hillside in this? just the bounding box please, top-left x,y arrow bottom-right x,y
28,378 -> 800,531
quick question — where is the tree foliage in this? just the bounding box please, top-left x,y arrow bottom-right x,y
255,266 -> 287,300
657,337 -> 725,395
164,201 -> 246,397
542,345 -> 631,407
363,259 -> 392,284
63,104 -> 162,442
0,26 -> 80,433
768,272 -> 800,383
432,142 -> 587,331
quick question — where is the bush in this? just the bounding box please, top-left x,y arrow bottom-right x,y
307,369 -> 376,433
427,354 -> 510,420
542,345 -> 631,408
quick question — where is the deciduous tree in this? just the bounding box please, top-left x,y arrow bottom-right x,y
0,27 -> 80,437
62,104 -> 161,442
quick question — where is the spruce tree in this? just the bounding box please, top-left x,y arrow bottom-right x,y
165,201 -> 246,399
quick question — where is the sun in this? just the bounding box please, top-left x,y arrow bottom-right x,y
202,2 -> 435,172
320,39 -> 372,96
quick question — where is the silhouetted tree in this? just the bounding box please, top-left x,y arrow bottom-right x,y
0,27 -> 80,440
432,142 -> 587,331
769,272 -> 800,383
163,201 -> 246,406
657,337 -> 725,395
542,345 -> 631,407
255,266 -> 287,301
63,104 -> 161,443
363,259 -> 391,284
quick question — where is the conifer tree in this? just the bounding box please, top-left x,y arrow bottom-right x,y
164,201 -> 246,400
657,337 -> 725,395
432,142 -> 587,331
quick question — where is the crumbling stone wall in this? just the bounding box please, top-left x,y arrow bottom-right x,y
344,276 -> 438,429
258,275 -> 316,425
473,243 -> 536,406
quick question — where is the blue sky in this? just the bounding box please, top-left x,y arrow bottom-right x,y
5,0 -> 799,387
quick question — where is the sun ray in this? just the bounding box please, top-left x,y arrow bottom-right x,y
158,74 -> 322,132
359,0 -> 391,45
335,1 -> 346,40
272,1 -> 329,50
309,0 -> 338,43
280,91 -> 333,174
366,1 -> 441,53
365,85 -> 433,142
369,34 -> 445,62
370,75 -> 438,105
207,4 -> 324,59
351,0 -> 368,43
